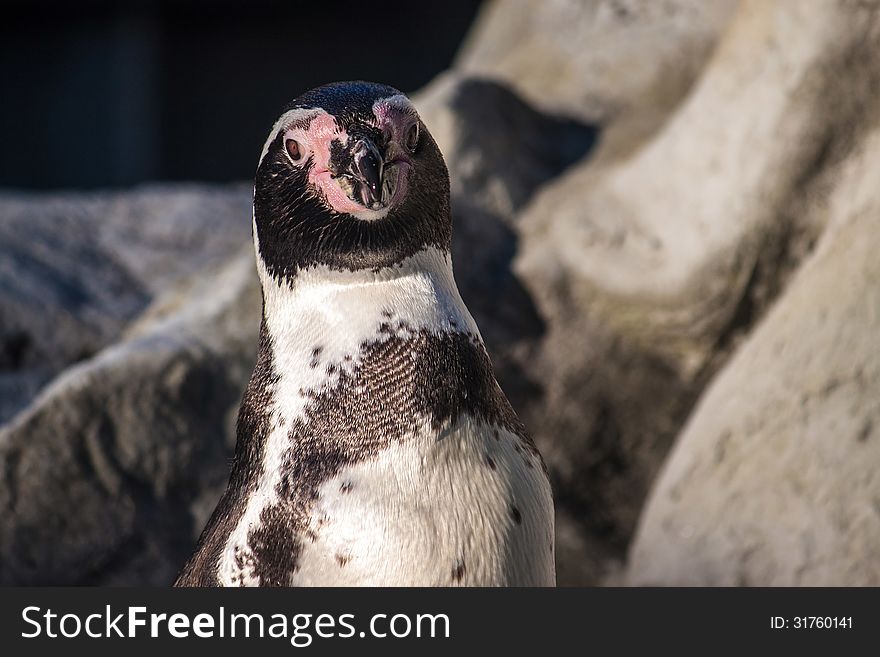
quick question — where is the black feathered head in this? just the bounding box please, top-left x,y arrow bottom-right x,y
253,81 -> 451,284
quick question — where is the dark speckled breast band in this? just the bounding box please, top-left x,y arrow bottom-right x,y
246,317 -> 534,586
175,312 -> 541,587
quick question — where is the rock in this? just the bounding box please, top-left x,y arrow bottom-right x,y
417,74 -> 598,220
510,0 -> 880,583
0,185 -> 251,422
627,141 -> 880,584
520,0 -> 880,367
457,0 -> 738,153
0,250 -> 260,585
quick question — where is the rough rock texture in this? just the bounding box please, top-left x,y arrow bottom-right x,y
0,185 -> 254,584
0,251 -> 259,585
628,164 -> 880,585
417,74 -> 598,221
0,185 -> 251,422
508,0 -> 880,584
458,0 -> 739,154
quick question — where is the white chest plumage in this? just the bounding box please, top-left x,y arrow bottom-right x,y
297,417 -> 554,586
212,246 -> 555,586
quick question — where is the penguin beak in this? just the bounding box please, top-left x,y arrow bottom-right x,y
351,137 -> 384,208
331,135 -> 395,211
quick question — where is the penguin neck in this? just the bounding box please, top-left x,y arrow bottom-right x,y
255,244 -> 481,375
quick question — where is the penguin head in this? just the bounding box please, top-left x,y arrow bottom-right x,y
253,81 -> 451,284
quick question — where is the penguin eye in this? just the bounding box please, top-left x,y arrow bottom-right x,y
405,122 -> 420,153
285,138 -> 305,163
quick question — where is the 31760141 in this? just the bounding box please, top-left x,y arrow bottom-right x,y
770,616 -> 853,629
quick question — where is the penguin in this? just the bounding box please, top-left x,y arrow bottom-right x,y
175,81 -> 555,586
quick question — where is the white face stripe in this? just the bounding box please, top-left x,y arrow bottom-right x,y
259,107 -> 323,166
373,94 -> 418,117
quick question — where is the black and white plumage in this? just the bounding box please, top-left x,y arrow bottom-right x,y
175,81 -> 555,586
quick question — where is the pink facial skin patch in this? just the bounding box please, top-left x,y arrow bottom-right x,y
282,104 -> 415,221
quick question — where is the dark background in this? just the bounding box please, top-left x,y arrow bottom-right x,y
0,0 -> 482,189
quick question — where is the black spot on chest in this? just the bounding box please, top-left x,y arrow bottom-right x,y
309,346 -> 323,369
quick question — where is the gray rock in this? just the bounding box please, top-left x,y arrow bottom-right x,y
628,193 -> 880,585
418,74 -> 597,220
510,0 -> 880,583
0,185 -> 251,422
0,250 -> 260,585
457,0 -> 737,153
